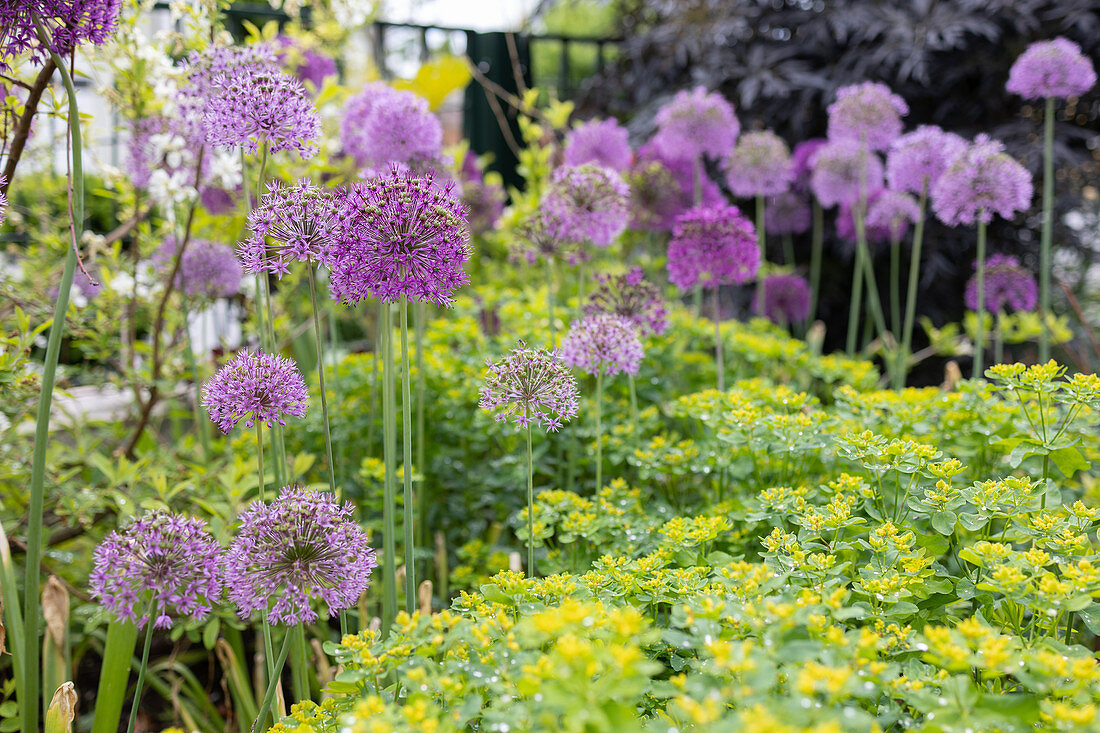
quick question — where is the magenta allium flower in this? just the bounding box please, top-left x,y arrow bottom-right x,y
1006,37 -> 1097,100
340,83 -> 400,161
156,238 -> 243,299
563,118 -> 633,172
339,85 -> 441,167
585,266 -> 668,337
809,139 -> 885,208
724,130 -> 793,198
653,86 -> 739,161
224,486 -> 377,625
479,342 -> 580,432
765,191 -> 812,236
90,511 -> 222,629
202,350 -> 309,433
1,0 -> 121,67
238,179 -> 344,278
964,254 -> 1038,314
866,190 -> 921,242
542,164 -> 630,247
561,313 -> 644,377
827,82 -> 909,152
791,138 -> 827,192
886,126 -> 968,195
668,204 -> 759,290
932,135 -> 1033,226
203,65 -> 321,158
755,274 -> 812,325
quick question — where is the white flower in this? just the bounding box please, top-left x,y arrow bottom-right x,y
207,150 -> 243,190
110,272 -> 136,297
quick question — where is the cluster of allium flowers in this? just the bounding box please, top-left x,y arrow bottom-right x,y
479,341 -> 580,432
724,130 -> 794,198
886,125 -> 968,194
809,138 -> 885,208
275,35 -> 338,89
542,164 -> 630,247
563,118 -> 633,172
203,65 -> 321,158
202,350 -> 309,433
585,267 -> 668,337
866,190 -> 921,242
177,44 -> 279,145
765,191 -> 812,236
653,86 -> 739,161
90,511 -> 222,629
155,238 -> 243,299
0,0 -> 121,67
791,138 -> 827,191
667,204 -> 759,290
964,254 -> 1038,314
327,166 -> 471,306
224,486 -> 377,625
561,313 -> 644,377
755,273 -> 812,325
238,179 -> 344,278
826,81 -> 909,152
1006,37 -> 1097,100
339,85 -> 441,168
932,135 -> 1033,226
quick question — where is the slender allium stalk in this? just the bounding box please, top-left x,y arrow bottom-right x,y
339,84 -> 442,167
0,0 -> 121,67
964,254 -> 1038,314
866,190 -> 920,336
564,118 -> 633,171
203,65 -> 321,159
724,130 -> 793,198
809,139 -> 885,209
201,350 -> 309,434
755,273 -> 812,328
542,164 -> 630,248
652,85 -> 739,162
585,266 -> 668,338
154,238 -> 242,299
826,81 -> 908,152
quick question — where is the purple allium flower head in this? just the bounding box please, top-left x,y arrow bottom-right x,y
563,118 -> 633,172
561,313 -> 644,377
585,266 -> 668,338
479,341 -> 580,432
653,86 -> 739,161
339,85 -> 441,167
0,176 -> 7,226
155,238 -> 243,299
224,486 -> 377,625
755,274 -> 812,325
202,350 -> 309,434
340,83 -> 400,161
791,138 -> 828,192
631,140 -> 725,231
932,135 -> 1033,226
667,204 -> 759,290
765,190 -> 813,236
886,125 -> 968,195
90,511 -> 222,629
203,65 -> 321,158
1006,37 -> 1097,100
275,35 -> 338,89
542,164 -> 630,247
826,81 -> 908,152
724,130 -> 794,198
511,209 -> 577,266
809,138 -> 885,208
866,189 -> 921,242
327,166 -> 471,306
238,178 -> 344,278
1,0 -> 121,68
964,254 -> 1038,314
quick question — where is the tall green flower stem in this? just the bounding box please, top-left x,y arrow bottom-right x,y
782,235 -> 795,267
808,202 -> 824,321
1039,96 -> 1055,362
845,231 -> 866,355
755,194 -> 767,314
973,220 -> 988,377
627,374 -> 638,433
306,267 -> 337,497
183,326 -> 211,459
854,205 -> 889,352
524,405 -> 535,576
994,311 -> 1005,366
896,183 -> 929,389
289,623 -> 309,702
251,628 -> 293,733
594,370 -> 604,492
546,259 -> 556,347
380,302 -> 398,636
253,422 -> 276,680
399,295 -> 416,615
124,604 -> 157,733
889,234 -> 902,337
713,288 -> 725,391
415,301 -> 425,528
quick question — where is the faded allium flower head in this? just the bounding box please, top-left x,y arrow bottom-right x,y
90,511 -> 222,629
585,266 -> 668,337
202,350 -> 309,433
932,135 -> 1033,226
327,166 -> 471,306
827,81 -> 909,151
542,164 -> 630,247
563,118 -> 633,172
668,204 -> 759,290
479,341 -> 580,432
238,179 -> 343,278
203,65 -> 321,158
653,86 -> 739,161
866,190 -> 921,242
224,486 -> 377,625
561,313 -> 644,377
964,254 -> 1038,314
791,138 -> 827,192
510,210 -> 576,266
275,35 -> 338,89
0,0 -> 121,67
765,191 -> 813,236
809,139 -> 885,208
1006,37 -> 1097,100
631,140 -> 724,231
886,126 -> 968,194
724,130 -> 794,198
756,273 -> 812,325
156,238 -> 243,299
340,85 -> 441,167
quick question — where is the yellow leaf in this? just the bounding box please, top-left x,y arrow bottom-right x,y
393,55 -> 472,110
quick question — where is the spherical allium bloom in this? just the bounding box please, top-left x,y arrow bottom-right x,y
0,0 -> 121,68
340,82 -> 400,161
203,65 -> 321,158
866,189 -> 921,242
510,209 -> 577,266
964,254 -> 1038,314
756,274 -> 812,325
178,44 -> 281,149
826,81 -> 909,152
667,204 -> 759,290
585,266 -> 668,338
791,138 -> 827,192
561,313 -> 644,377
765,190 -> 813,236
809,138 -> 885,208
224,486 -> 377,625
724,130 -> 794,198
202,350 -> 309,433
886,125 -> 969,194
339,85 -> 441,168
563,118 -> 633,172
327,166 -> 471,306
631,140 -> 725,231
653,86 -> 739,161
238,179 -> 344,278
542,164 -> 630,247
1006,37 -> 1097,100
275,35 -> 338,89
932,135 -> 1034,226
90,511 -> 222,629
479,341 -> 580,432
156,238 -> 243,299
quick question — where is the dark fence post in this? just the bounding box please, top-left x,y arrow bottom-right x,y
463,31 -> 531,193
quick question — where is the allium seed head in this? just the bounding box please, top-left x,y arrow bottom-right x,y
932,135 -> 1033,227
542,164 -> 630,248
561,313 -> 645,378
585,266 -> 668,338
202,350 -> 309,433
668,204 -> 760,290
1006,37 -> 1097,100
653,86 -> 739,161
479,342 -> 580,432
964,254 -> 1038,314
563,118 -> 633,172
724,130 -> 794,198
826,81 -> 908,152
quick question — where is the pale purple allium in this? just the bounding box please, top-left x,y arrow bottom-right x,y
886,125 -> 968,195
561,313 -> 644,377
724,130 -> 794,198
340,82 -> 400,163
202,350 -> 309,433
90,511 -> 222,629
204,65 -> 321,158
156,238 -> 243,299
667,204 -> 759,290
791,138 -> 827,192
932,135 -> 1033,226
327,166 -> 471,306
0,176 -> 7,226
827,81 -> 908,152
866,189 -> 921,242
1006,37 -> 1097,100
201,186 -> 238,215
809,138 -> 885,208
339,85 -> 441,167
275,35 -> 338,89
765,190 -> 812,236
238,179 -> 344,278
542,164 -> 630,247
563,118 -> 633,172
585,266 -> 668,337
479,341 -> 580,432
0,0 -> 121,67
964,254 -> 1038,314
756,274 -> 812,325
224,486 -> 377,625
653,86 -> 739,161
179,44 -> 281,148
